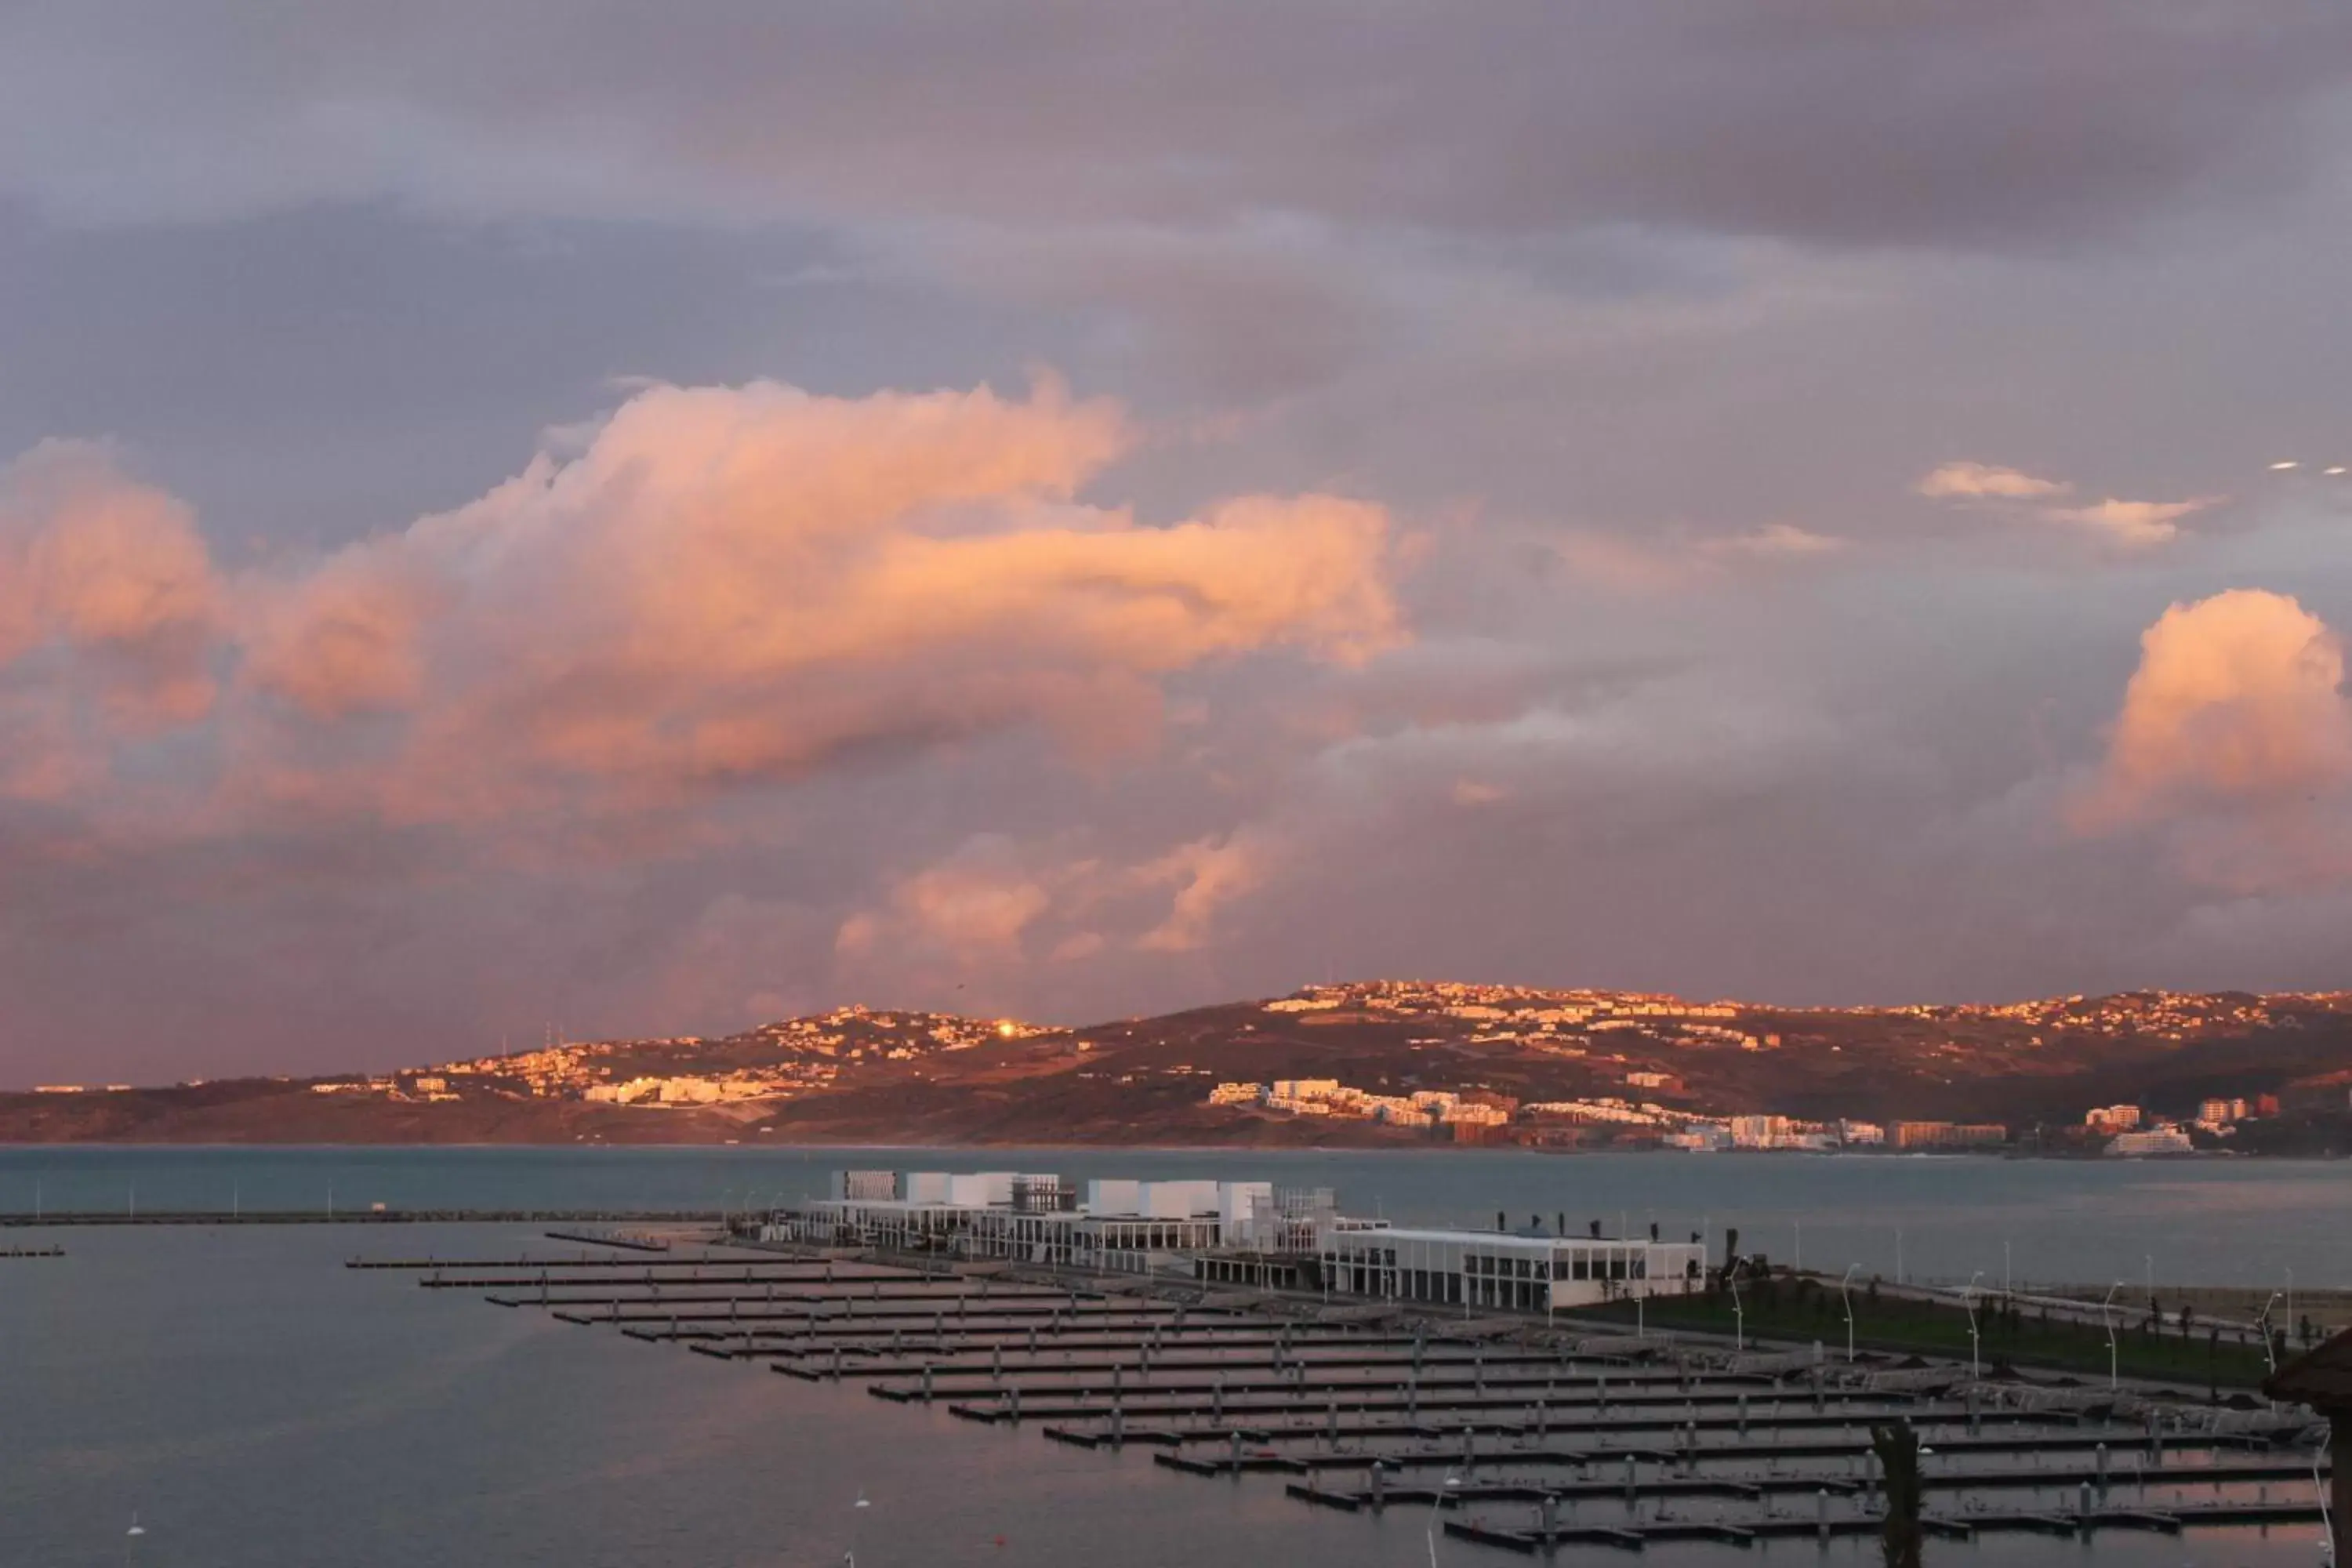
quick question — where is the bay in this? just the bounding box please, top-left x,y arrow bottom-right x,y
4,1144 -> 2347,1290
2,1147 -> 2341,1566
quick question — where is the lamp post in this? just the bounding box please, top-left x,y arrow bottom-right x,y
2102,1281 -> 2123,1392
1841,1265 -> 1859,1363
1729,1263 -> 1747,1352
1963,1272 -> 1984,1381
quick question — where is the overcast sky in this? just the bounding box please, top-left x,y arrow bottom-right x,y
5,3 -> 2352,1084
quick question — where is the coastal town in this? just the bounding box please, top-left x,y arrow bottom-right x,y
290,1009 -> 1045,1112
10,981 -> 2351,1155
1197,983 -> 2340,1156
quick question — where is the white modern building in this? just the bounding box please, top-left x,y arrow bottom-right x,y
1316,1225 -> 1708,1310
774,1170 -> 1278,1270
2104,1126 -> 2195,1156
779,1169 -> 1708,1309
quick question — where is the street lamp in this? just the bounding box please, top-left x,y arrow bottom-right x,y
2102,1281 -> 2124,1392
1963,1272 -> 1984,1381
1728,1262 -> 1747,1352
1840,1265 -> 1859,1363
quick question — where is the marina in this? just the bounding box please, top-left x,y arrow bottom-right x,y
351,1167 -> 2341,1559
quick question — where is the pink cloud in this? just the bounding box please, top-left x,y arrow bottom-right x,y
1134,829 -> 1274,952
221,376 -> 1403,826
0,439 -> 222,726
241,539 -> 443,719
1915,461 -> 2070,500
1915,459 -> 2218,549
2071,588 -> 2352,891
2039,495 -> 2221,548
843,837 -> 1064,964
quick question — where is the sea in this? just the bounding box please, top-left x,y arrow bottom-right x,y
4,1147 -> 2343,1567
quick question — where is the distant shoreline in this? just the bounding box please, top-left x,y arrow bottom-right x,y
0,1135 -> 2328,1160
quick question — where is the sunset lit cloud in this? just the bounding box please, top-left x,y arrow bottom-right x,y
1916,460 -> 2220,550
23,377 -> 1401,834
2040,495 -> 2223,549
2073,589 -> 2352,891
0,440 -> 223,727
1915,462 -> 2071,502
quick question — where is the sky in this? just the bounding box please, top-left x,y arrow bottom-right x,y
5,2 -> 2352,1085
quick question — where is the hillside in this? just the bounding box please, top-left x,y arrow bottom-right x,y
7,982 -> 2352,1152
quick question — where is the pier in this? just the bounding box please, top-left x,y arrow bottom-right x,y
3,1208 -> 728,1227
354,1234 -> 2335,1557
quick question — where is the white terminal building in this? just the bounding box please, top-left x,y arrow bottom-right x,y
1319,1228 -> 1707,1310
771,1168 -> 1708,1308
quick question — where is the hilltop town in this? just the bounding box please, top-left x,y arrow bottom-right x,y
6,981 -> 2351,1152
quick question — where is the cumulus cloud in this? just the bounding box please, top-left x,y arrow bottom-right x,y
0,439 -> 222,725
1915,462 -> 2070,501
221,377 -> 1402,824
2071,589 -> 2352,890
241,539 -> 444,719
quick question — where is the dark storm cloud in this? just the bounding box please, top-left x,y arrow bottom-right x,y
2,2 -> 2347,249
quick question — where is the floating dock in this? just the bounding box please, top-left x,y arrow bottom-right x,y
351,1240 -> 2334,1557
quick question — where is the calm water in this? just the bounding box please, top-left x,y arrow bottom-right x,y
3,1144 -> 2347,1289
4,1147 -> 2343,1566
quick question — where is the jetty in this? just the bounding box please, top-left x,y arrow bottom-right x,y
4,1208 -> 726,1227
345,1166 -> 2337,1557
